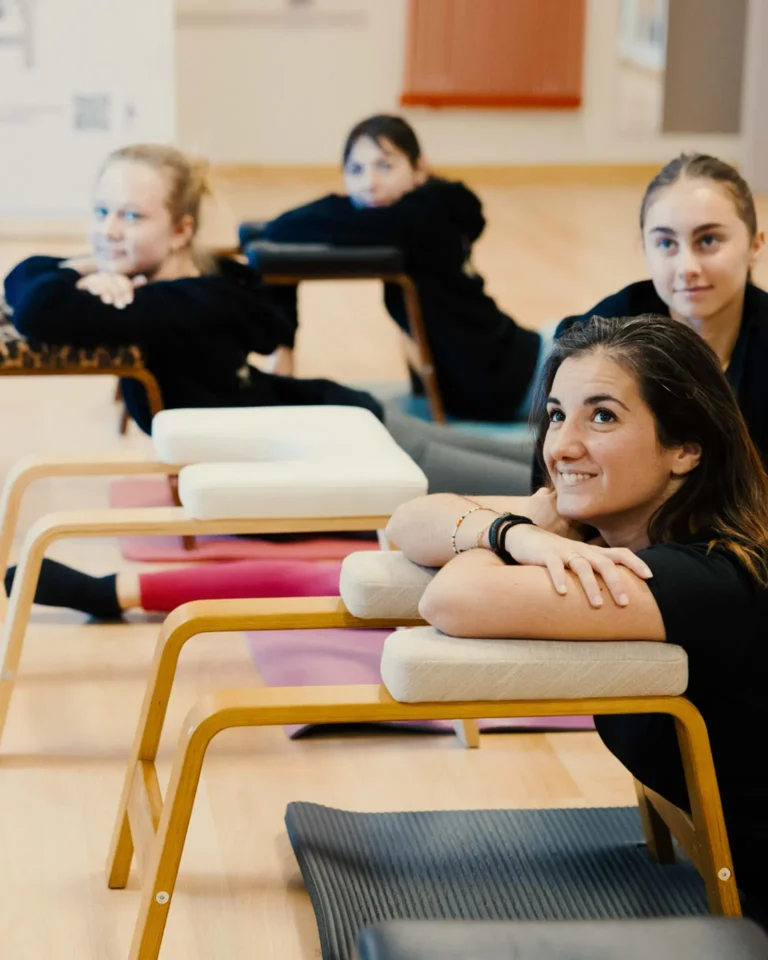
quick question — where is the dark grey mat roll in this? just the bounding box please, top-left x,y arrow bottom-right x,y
356,918 -> 768,960
285,803 -> 709,960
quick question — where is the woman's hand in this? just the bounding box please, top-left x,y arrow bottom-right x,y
76,271 -> 147,308
503,523 -> 653,608
524,486 -> 587,540
268,345 -> 294,377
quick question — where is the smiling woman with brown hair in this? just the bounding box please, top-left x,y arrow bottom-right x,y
388,314 -> 768,929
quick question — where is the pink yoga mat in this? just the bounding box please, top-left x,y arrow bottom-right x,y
110,478 -> 381,563
246,628 -> 595,739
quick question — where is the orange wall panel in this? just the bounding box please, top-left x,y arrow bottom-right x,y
402,0 -> 586,109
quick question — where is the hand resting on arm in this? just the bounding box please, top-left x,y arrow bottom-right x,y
385,487 -> 577,568
418,540 -> 663,642
388,488 -> 660,639
75,272 -> 147,309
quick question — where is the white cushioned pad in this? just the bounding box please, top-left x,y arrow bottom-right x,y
152,406 -> 400,464
178,456 -> 427,520
380,627 -> 688,702
340,551 -> 436,619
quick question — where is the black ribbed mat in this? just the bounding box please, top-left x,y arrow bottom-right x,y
285,803 -> 708,960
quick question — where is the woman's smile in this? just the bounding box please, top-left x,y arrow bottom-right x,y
555,469 -> 598,487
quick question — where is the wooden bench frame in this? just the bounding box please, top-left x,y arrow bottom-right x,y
227,240 -> 445,423
106,595 -> 740,960
0,452 -> 180,620
0,510 -> 381,740
114,375 -> 164,435
253,262 -> 445,423
0,505 -> 478,750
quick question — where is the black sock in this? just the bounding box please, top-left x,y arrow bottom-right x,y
4,558 -> 122,620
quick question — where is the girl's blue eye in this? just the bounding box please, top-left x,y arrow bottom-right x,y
94,206 -> 108,219
657,237 -> 675,250
123,211 -> 140,222
547,408 -> 564,422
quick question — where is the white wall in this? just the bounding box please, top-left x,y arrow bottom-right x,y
0,0 -> 175,220
740,0 -> 768,192
177,0 -> 742,166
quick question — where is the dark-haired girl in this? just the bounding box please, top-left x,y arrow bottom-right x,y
263,114 -> 549,424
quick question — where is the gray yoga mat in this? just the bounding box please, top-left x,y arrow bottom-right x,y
285,802 -> 708,960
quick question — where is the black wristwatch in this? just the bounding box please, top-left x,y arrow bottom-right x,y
488,513 -> 536,565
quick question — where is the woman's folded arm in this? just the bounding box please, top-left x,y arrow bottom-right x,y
418,548 -> 666,642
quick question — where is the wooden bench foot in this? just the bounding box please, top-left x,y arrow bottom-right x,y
453,718 -> 480,748
635,778 -> 676,864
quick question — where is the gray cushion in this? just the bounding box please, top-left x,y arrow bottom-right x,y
339,551 -> 436,619
380,627 -> 688,702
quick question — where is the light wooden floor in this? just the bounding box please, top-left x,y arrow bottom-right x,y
2,173 -> 763,959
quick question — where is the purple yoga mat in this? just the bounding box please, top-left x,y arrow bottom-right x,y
245,628 -> 595,739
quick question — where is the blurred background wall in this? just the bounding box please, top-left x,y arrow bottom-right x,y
3,0 -> 768,224
176,0 -> 743,166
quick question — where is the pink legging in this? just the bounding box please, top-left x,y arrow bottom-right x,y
138,559 -> 343,613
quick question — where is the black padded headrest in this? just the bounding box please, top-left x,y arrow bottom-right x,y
244,240 -> 404,278
357,918 -> 768,960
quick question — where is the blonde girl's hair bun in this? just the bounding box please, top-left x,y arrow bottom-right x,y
186,156 -> 212,204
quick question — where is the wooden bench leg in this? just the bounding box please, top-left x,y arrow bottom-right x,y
453,719 -> 480,748
122,683 -> 408,958
126,709 -> 216,960
106,605 -> 214,888
123,685 -> 399,960
0,527 -> 54,740
634,778 -> 675,864
673,704 -> 741,915
107,597 -> 405,886
0,460 -> 40,622
168,475 -> 196,552
109,804 -> 136,892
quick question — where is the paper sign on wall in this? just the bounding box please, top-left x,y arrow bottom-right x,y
0,0 -> 175,219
